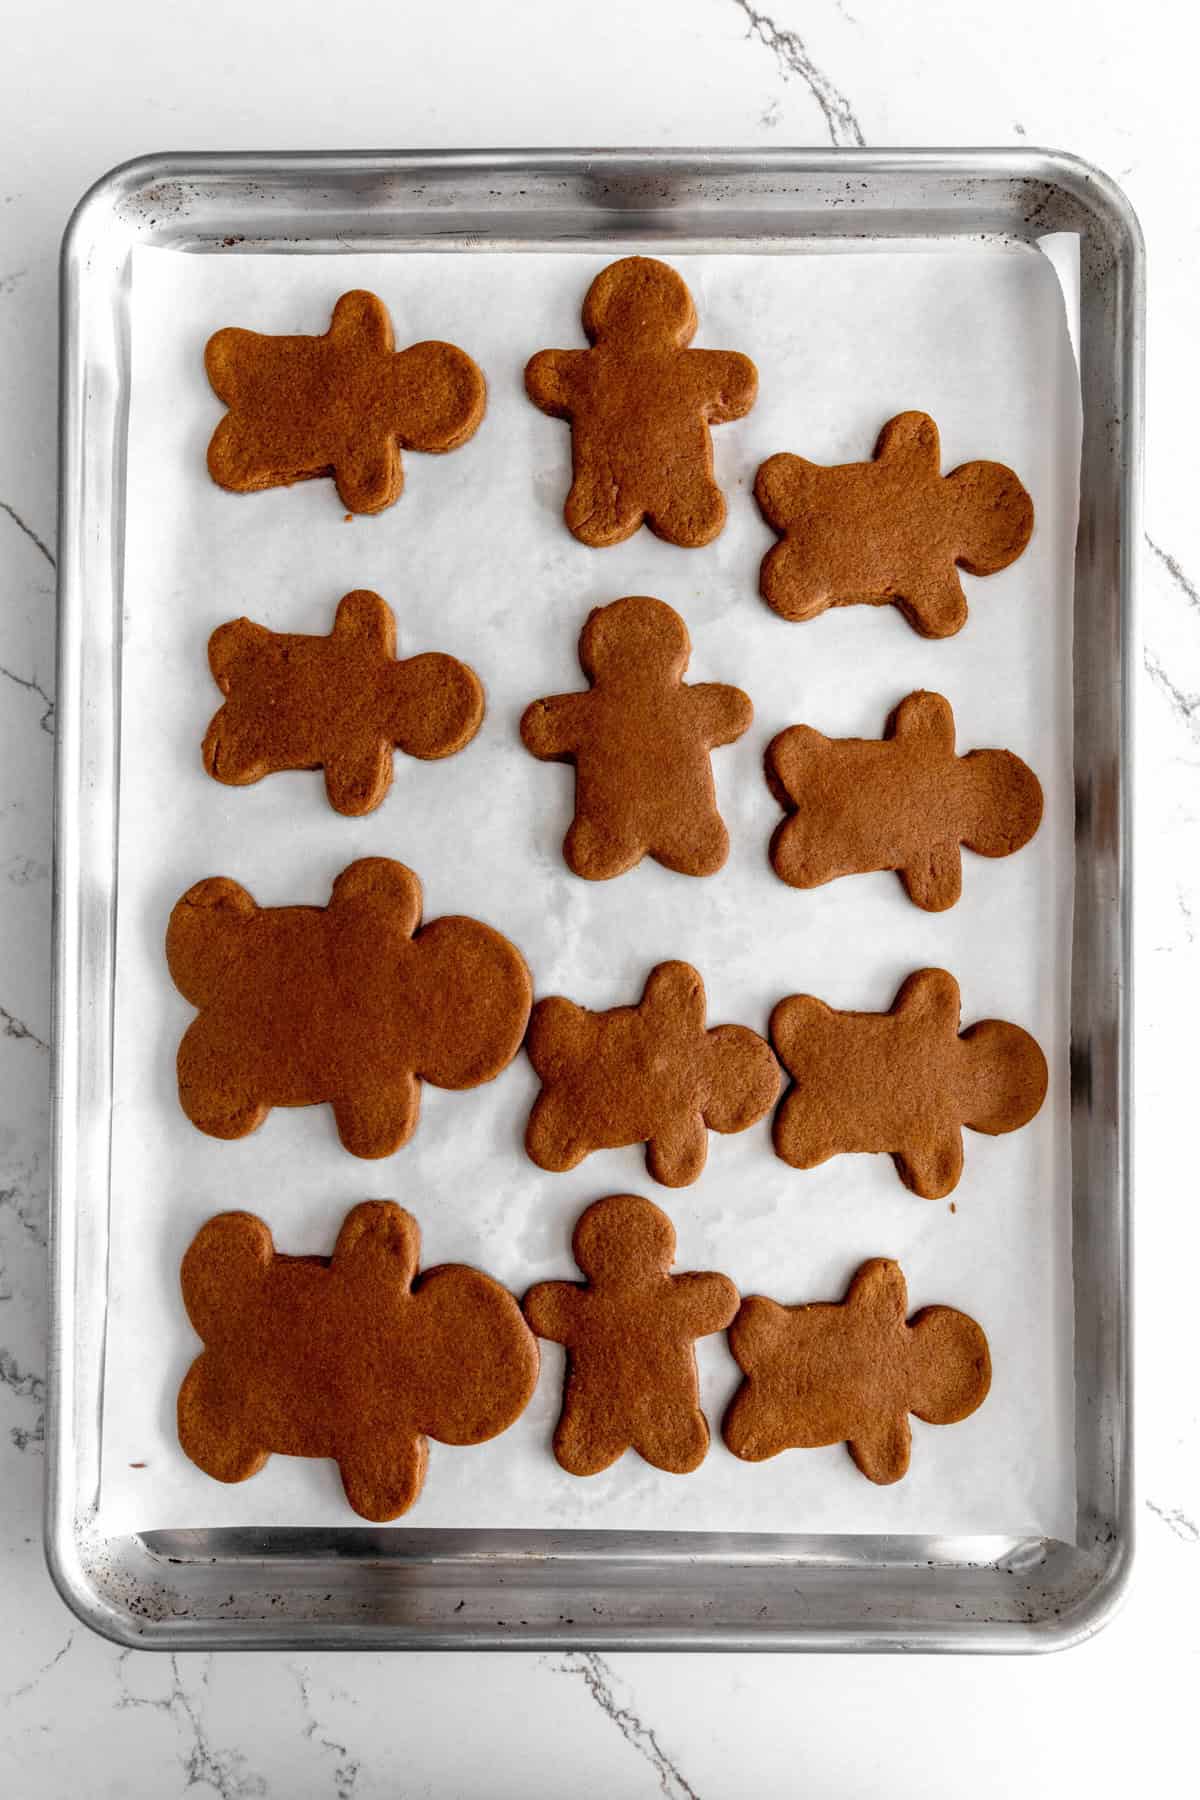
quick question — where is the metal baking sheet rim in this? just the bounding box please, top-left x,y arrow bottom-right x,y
47,148 -> 1141,1653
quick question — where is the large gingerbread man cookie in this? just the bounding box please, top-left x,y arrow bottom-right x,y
525,961 -> 780,1187
179,1202 -> 539,1519
203,589 -> 484,817
206,290 -> 486,515
526,257 -> 757,547
754,411 -> 1034,637
723,1258 -> 991,1484
770,968 -> 1047,1198
523,1194 -> 738,1475
166,858 -> 531,1158
521,596 -> 753,880
766,690 -> 1043,910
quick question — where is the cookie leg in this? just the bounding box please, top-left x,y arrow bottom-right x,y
563,812 -> 644,881
651,807 -> 730,879
177,1019 -> 269,1141
525,1086 -> 592,1172
552,1395 -> 630,1477
647,479 -> 726,551
634,1405 -> 710,1474
848,1414 -> 912,1484
771,1087 -> 839,1172
722,1380 -> 793,1462
177,1354 -> 268,1484
646,1112 -> 709,1187
759,537 -> 832,623
894,1129 -> 964,1200
563,472 -> 643,549
331,1073 -> 421,1159
324,742 -> 395,817
338,1430 -> 429,1521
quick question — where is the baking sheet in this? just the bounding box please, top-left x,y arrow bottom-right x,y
100,243 -> 1080,1538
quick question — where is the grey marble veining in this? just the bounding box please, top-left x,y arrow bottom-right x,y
1,0 -> 1197,1793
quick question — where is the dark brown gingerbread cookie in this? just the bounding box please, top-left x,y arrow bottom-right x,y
166,858 -> 531,1158
521,596 -> 752,880
523,1194 -> 738,1475
770,968 -> 1047,1198
526,256 -> 757,547
203,589 -> 484,817
723,1258 -> 991,1484
206,289 -> 486,514
754,411 -> 1034,637
525,961 -> 780,1187
179,1201 -> 539,1520
766,690 -> 1043,910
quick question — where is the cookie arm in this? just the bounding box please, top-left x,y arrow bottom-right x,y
523,1279 -> 581,1346
894,1129 -> 965,1200
686,349 -> 759,422
900,844 -> 964,913
670,1270 -> 740,1337
848,1414 -> 913,1484
686,681 -> 754,749
332,1072 -> 421,1159
338,1429 -> 429,1521
520,692 -> 590,762
646,1112 -> 710,1187
524,349 -> 583,419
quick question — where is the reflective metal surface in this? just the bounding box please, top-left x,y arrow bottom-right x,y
49,149 -> 1140,1650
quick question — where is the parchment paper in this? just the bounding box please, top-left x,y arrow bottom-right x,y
100,242 -> 1080,1538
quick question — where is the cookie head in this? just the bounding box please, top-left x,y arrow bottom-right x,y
572,1193 -> 676,1284
957,1018 -> 1049,1134
703,1024 -> 782,1134
581,256 -> 697,350
578,594 -> 690,686
959,747 -> 1044,857
906,1305 -> 992,1423
944,459 -> 1034,575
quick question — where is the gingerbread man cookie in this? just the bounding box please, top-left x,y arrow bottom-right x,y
770,968 -> 1047,1198
723,1259 -> 991,1484
754,411 -> 1034,637
179,1202 -> 539,1520
521,596 -> 753,880
525,257 -> 757,547
206,289 -> 486,514
166,858 -> 531,1158
203,589 -> 484,817
524,1194 -> 738,1475
765,690 -> 1043,910
525,961 -> 780,1187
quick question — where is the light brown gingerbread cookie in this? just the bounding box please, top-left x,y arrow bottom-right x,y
754,411 -> 1034,637
206,289 -> 486,514
771,968 -> 1047,1198
166,858 -> 531,1158
526,256 -> 757,547
766,690 -> 1043,910
525,961 -> 780,1187
179,1201 -> 539,1520
203,589 -> 484,817
723,1258 -> 991,1484
523,1194 -> 739,1475
521,596 -> 752,880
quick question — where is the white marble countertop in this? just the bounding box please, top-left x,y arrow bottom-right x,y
1,0 -> 1196,1792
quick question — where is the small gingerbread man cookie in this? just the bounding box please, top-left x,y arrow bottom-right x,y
723,1258 -> 991,1484
179,1202 -> 539,1520
524,1194 -> 739,1475
525,960 -> 780,1187
204,589 -> 484,817
521,596 -> 752,880
526,257 -> 758,547
755,411 -> 1034,637
206,289 -> 486,515
771,968 -> 1047,1198
765,690 -> 1043,910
